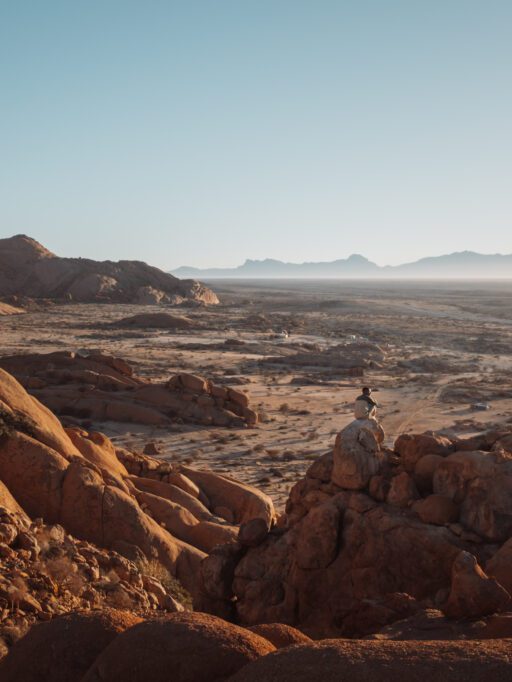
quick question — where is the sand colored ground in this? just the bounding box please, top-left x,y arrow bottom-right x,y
1,279 -> 512,511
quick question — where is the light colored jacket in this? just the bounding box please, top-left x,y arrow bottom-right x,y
354,398 -> 377,420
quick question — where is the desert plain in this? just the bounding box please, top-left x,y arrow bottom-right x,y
3,278 -> 512,512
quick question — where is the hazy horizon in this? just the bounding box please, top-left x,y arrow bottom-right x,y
2,2 -> 512,269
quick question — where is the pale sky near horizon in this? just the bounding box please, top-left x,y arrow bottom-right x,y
1,1 -> 511,270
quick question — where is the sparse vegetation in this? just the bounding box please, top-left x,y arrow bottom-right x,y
138,558 -> 193,609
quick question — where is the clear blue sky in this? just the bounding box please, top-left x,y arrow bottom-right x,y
1,1 -> 511,269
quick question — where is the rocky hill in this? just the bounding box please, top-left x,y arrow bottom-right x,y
0,351 -> 259,427
0,234 -> 218,305
200,419 -> 512,638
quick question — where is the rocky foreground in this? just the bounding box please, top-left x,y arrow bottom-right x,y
1,367 -> 512,679
0,350 -> 259,427
0,234 -> 218,305
202,419 -> 512,637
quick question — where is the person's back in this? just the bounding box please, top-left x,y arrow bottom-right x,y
354,387 -> 378,419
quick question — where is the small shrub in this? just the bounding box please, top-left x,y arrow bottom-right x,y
138,558 -> 193,609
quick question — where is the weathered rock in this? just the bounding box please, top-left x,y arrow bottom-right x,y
0,234 -> 218,305
0,609 -> 141,682
81,612 -> 275,682
395,432 -> 454,473
135,489 -> 237,553
486,538 -> 512,594
200,542 -> 246,602
246,623 -> 311,649
443,551 -> 511,619
228,639 -> 512,682
228,496 -> 461,636
368,475 -> 390,502
130,475 -> 214,522
0,367 -> 80,458
238,517 -> 270,547
415,495 -> 459,526
414,454 -> 445,493
305,451 -> 333,482
295,500 -> 341,569
66,428 -> 128,479
331,419 -> 385,490
181,467 -> 275,526
433,450 -> 512,541
387,472 -> 418,508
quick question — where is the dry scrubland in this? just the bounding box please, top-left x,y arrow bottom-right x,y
2,279 -> 512,510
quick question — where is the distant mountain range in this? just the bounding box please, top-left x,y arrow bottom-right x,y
172,252 -> 512,279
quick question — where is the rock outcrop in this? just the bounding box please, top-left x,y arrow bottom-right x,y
0,609 -> 142,682
0,367 -> 274,657
227,639 -> 512,682
0,234 -> 218,305
200,420 -> 512,637
0,351 -> 259,427
81,612 -> 275,682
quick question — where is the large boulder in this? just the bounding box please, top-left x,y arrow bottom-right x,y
433,450 -> 512,541
394,432 -> 454,473
82,612 -> 275,682
415,494 -> 459,526
228,639 -> 512,682
0,609 -> 141,682
486,538 -> 512,593
246,623 -> 311,649
181,467 -> 275,526
331,419 -> 385,490
0,367 -> 80,458
443,551 -> 511,620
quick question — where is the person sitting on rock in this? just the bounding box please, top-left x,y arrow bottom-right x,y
354,387 -> 378,420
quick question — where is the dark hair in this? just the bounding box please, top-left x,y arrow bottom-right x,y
362,386 -> 371,394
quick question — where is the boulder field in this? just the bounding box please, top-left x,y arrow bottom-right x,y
200,418 -> 512,637
0,350 -> 259,427
1,367 -> 512,679
0,234 -> 218,305
0,366 -> 274,658
2,610 -> 511,681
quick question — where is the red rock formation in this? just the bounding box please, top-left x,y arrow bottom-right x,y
0,366 -> 274,653
81,612 -> 275,682
200,419 -> 512,637
227,639 -> 512,681
0,351 -> 259,427
0,609 -> 142,682
246,623 -> 312,648
0,234 -> 218,305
